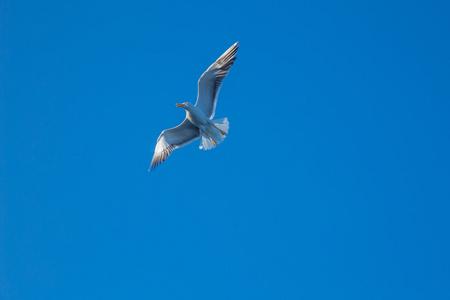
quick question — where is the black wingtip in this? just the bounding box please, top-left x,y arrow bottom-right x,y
148,161 -> 158,171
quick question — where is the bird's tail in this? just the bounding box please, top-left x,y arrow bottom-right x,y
199,118 -> 229,150
212,118 -> 229,135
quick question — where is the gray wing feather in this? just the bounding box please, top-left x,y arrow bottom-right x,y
195,42 -> 239,119
149,119 -> 200,170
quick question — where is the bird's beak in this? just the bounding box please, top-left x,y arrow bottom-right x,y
176,103 -> 184,108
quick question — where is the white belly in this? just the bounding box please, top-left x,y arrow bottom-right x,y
186,107 -> 223,142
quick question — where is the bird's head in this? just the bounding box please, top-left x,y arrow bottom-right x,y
176,102 -> 192,109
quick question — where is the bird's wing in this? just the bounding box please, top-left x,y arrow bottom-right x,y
195,42 -> 239,119
149,119 -> 200,170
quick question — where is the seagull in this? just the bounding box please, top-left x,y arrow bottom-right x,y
149,42 -> 239,170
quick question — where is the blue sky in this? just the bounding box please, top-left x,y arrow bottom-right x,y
1,0 -> 450,299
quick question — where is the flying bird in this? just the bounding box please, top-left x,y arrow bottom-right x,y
149,42 -> 239,170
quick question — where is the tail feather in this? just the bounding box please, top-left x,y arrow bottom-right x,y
199,118 -> 230,150
200,134 -> 215,150
213,118 -> 229,134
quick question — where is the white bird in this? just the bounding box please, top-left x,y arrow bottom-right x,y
149,42 -> 239,170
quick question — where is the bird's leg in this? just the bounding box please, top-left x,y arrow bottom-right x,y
213,125 -> 227,136
204,132 -> 217,146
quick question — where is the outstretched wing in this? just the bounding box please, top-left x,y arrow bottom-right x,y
149,119 -> 200,170
195,42 -> 239,119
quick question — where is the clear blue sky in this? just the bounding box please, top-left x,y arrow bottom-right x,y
1,0 -> 449,299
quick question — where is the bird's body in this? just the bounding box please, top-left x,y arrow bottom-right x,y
182,102 -> 227,147
149,42 -> 238,170
183,102 -> 212,133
